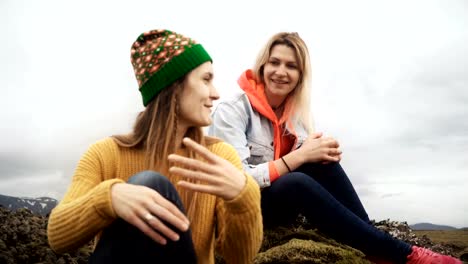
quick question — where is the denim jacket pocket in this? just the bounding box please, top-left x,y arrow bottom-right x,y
247,140 -> 273,165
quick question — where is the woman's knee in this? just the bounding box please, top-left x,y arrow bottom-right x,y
128,171 -> 172,190
271,172 -> 319,195
323,162 -> 344,172
277,172 -> 312,187
128,171 -> 183,210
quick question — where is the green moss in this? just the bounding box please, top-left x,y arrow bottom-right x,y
261,227 -> 354,252
255,238 -> 371,264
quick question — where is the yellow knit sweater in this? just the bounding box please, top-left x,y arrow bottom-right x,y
47,137 -> 263,264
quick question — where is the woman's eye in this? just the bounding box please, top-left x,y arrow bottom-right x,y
269,61 -> 279,66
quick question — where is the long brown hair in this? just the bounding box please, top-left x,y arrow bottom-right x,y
253,32 -> 314,133
112,77 -> 205,174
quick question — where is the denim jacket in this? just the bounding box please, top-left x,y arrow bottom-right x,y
208,86 -> 308,188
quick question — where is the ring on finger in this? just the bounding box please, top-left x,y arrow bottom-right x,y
144,212 -> 154,222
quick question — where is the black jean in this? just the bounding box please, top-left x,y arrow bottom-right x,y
261,162 -> 411,263
88,171 -> 197,264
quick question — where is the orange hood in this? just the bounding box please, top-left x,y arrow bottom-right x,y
238,70 -> 296,160
238,70 -> 293,125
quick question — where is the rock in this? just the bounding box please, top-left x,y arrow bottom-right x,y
246,216 -> 464,263
0,206 -> 93,264
0,206 -> 464,263
372,219 -> 458,256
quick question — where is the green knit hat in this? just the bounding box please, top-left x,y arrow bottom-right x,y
130,29 -> 212,106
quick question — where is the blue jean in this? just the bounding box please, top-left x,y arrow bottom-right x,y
261,162 -> 411,263
88,171 -> 197,264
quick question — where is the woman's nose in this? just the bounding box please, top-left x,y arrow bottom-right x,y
210,84 -> 220,100
275,64 -> 287,76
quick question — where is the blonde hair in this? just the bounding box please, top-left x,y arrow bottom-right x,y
252,32 -> 313,133
112,78 -> 205,174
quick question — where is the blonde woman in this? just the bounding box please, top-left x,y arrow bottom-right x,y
208,32 -> 461,264
47,29 -> 263,264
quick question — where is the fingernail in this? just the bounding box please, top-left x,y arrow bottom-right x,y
173,234 -> 180,241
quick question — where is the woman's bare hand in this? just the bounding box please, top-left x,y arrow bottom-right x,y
111,183 -> 190,245
298,132 -> 342,164
168,137 -> 246,201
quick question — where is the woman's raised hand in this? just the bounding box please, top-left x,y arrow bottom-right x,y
111,183 -> 190,245
298,132 -> 342,164
168,137 -> 246,201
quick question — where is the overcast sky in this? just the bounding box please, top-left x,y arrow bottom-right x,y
1,0 -> 467,228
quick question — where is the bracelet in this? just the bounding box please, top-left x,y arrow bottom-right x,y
281,157 -> 292,172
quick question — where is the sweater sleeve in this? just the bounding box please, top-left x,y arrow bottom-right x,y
47,139 -> 125,253
211,142 -> 263,264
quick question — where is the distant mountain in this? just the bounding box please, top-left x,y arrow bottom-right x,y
410,222 -> 457,231
0,194 -> 57,216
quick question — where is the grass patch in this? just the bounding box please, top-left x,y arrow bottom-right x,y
414,230 -> 468,250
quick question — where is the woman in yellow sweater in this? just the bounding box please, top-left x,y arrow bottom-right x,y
47,29 -> 263,264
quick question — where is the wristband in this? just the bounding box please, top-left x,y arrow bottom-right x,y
281,157 -> 292,172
